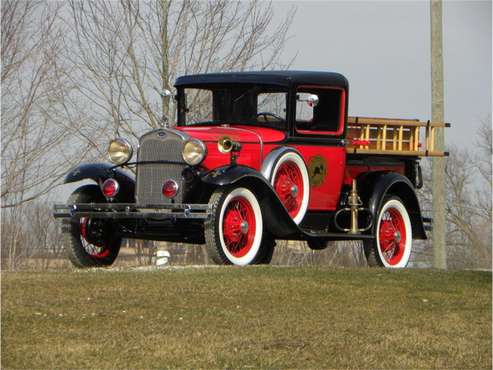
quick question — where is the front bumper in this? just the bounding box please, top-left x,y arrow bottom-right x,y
53,203 -> 211,220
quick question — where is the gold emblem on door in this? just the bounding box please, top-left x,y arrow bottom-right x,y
308,156 -> 327,187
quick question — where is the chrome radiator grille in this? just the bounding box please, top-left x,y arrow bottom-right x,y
136,129 -> 187,205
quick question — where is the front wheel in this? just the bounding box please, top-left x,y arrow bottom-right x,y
63,185 -> 122,268
364,196 -> 413,268
205,187 -> 271,266
270,151 -> 310,225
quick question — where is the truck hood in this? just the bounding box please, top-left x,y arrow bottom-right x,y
176,125 -> 285,144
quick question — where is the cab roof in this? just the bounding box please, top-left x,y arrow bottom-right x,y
175,70 -> 349,90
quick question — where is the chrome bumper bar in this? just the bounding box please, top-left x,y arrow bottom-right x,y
53,203 -> 211,220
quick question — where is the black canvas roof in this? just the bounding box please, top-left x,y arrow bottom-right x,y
175,70 -> 349,90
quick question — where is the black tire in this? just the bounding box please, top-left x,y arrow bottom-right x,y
254,236 -> 276,265
205,187 -> 270,266
364,196 -> 413,268
63,185 -> 122,268
363,238 -> 382,267
307,239 -> 333,250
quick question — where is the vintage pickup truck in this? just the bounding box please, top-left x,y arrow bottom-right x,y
54,71 -> 448,268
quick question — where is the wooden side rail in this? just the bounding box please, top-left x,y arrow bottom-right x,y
346,116 -> 450,157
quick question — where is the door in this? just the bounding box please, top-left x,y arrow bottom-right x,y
291,85 -> 347,211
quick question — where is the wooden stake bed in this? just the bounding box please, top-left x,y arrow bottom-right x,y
346,116 -> 449,157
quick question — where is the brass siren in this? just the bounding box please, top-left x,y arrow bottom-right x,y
218,136 -> 233,153
334,179 -> 372,234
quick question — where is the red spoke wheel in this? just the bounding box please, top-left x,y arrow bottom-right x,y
205,187 -> 274,266
79,217 -> 111,259
222,197 -> 257,258
364,197 -> 412,268
271,152 -> 309,224
62,185 -> 121,268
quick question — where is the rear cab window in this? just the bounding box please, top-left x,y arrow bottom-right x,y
295,86 -> 346,136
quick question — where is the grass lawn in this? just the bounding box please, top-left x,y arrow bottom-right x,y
2,267 -> 491,369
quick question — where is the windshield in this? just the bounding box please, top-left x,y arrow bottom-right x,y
177,85 -> 288,129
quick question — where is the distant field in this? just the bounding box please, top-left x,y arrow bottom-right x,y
2,267 -> 491,369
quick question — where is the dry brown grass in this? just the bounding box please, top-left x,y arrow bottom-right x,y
1,267 -> 491,369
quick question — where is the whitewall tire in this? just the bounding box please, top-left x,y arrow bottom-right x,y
270,152 -> 310,224
205,187 -> 265,266
365,197 -> 413,268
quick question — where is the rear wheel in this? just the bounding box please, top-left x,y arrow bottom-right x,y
205,187 -> 271,266
364,197 -> 412,268
63,185 -> 121,268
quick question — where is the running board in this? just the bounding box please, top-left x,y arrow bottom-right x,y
300,228 -> 375,241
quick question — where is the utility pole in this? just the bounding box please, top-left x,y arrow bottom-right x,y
431,0 -> 447,269
160,0 -> 170,125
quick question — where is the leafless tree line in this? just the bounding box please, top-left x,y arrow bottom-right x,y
1,1 -> 91,209
1,200 -> 66,270
415,120 -> 492,269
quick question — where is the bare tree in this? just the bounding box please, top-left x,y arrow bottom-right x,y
66,0 -> 295,141
1,1 -> 97,270
1,1 -> 91,209
417,121 -> 492,269
475,120 -> 492,225
26,202 -> 66,270
1,205 -> 29,270
1,200 -> 66,271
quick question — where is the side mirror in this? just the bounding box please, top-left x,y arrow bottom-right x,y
156,89 -> 174,128
297,94 -> 319,108
306,94 -> 319,107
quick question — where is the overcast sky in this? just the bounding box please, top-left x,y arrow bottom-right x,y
272,0 -> 492,149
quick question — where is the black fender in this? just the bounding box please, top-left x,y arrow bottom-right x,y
201,165 -> 301,238
64,162 -> 135,202
359,172 -> 426,239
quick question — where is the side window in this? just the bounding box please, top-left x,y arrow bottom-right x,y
257,92 -> 287,122
295,92 -> 315,122
295,87 -> 345,135
184,88 -> 213,124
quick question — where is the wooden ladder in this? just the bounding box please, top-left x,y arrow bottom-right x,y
346,116 -> 449,157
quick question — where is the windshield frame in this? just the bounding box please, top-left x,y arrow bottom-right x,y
176,84 -> 290,130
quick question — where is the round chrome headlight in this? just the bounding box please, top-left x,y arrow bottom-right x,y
182,139 -> 206,166
108,138 -> 133,165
